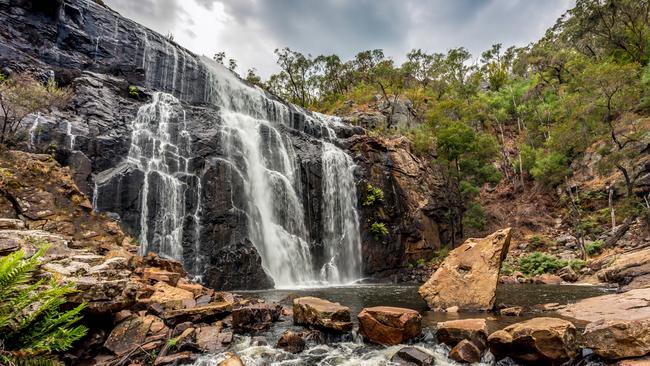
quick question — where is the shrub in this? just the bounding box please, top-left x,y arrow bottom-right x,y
501,261 -> 515,276
362,184 -> 384,206
430,247 -> 450,265
0,244 -> 87,365
585,240 -> 604,256
128,86 -> 139,97
518,252 -> 566,276
528,235 -> 549,250
463,202 -> 487,230
530,151 -> 570,187
567,259 -> 587,271
370,221 -> 388,240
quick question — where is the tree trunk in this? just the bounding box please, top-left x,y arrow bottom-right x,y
608,185 -> 616,233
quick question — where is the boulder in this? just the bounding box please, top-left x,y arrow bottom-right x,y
293,297 -> 352,332
419,228 -> 511,310
436,318 -> 488,351
390,346 -> 435,366
533,273 -> 563,285
500,306 -> 524,317
153,352 -> 194,366
488,317 -> 577,365
358,306 -> 422,345
161,302 -> 233,326
232,303 -> 282,333
147,282 -> 196,310
558,288 -> 650,323
218,353 -> 245,366
583,319 -> 650,360
277,330 -> 306,353
195,325 -> 225,353
104,316 -> 154,355
558,266 -> 579,282
450,339 -> 482,363
596,247 -> 650,290
143,267 -> 182,286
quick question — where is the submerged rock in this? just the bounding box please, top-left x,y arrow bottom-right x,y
583,318 -> 650,360
293,297 -> 352,332
390,346 -> 435,366
357,306 -> 422,345
419,228 -> 512,311
277,330 -> 307,353
450,339 -> 482,364
488,317 -> 577,365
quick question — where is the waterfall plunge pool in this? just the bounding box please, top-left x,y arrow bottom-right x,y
189,284 -> 613,366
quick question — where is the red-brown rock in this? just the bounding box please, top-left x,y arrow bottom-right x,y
357,306 -> 422,345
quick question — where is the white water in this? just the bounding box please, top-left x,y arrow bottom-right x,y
124,92 -> 199,259
201,59 -> 363,287
27,113 -> 41,150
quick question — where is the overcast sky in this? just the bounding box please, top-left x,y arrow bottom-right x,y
103,0 -> 575,78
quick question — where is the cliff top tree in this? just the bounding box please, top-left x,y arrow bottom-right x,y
0,243 -> 87,366
0,73 -> 71,146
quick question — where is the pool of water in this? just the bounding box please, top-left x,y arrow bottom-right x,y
191,284 -> 612,365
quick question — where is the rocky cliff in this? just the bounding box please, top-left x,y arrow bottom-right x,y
0,0 -> 459,288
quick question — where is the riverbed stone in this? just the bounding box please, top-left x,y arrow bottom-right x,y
583,318 -> 650,360
104,316 -> 154,356
293,297 -> 352,332
488,317 -> 577,365
436,318 -> 488,351
419,228 -> 512,311
450,339 -> 482,363
533,273 -> 563,285
232,303 -> 282,333
391,346 -> 435,366
358,306 -> 422,345
161,302 -> 232,326
277,330 -> 306,353
558,288 -> 650,323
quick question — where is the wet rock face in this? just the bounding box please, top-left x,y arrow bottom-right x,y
347,135 -> 463,275
357,306 -> 422,345
293,297 -> 353,332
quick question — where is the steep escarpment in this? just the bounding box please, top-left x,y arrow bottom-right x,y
0,0 -> 457,289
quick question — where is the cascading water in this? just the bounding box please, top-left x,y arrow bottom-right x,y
121,92 -> 200,259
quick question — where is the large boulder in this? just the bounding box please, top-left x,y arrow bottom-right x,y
390,347 -> 435,366
276,330 -> 306,353
293,297 -> 352,332
436,318 -> 488,351
450,339 -> 482,364
357,306 -> 422,345
582,319 -> 650,360
419,228 -> 512,311
488,317 -> 577,365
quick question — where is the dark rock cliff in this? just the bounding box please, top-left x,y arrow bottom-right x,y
0,0 -> 461,288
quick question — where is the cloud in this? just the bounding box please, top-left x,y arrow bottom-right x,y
103,0 -> 575,77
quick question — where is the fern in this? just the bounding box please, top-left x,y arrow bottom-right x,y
0,245 -> 87,365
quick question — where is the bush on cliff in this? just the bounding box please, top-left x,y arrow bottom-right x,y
0,245 -> 87,366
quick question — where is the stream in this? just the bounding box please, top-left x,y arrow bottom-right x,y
192,284 -> 613,365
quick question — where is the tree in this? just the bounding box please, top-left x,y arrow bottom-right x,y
244,68 -> 263,88
0,73 -> 71,146
269,47 -> 315,107
0,244 -> 87,365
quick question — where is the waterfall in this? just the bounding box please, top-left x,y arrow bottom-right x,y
124,92 -> 199,259
321,142 -> 362,283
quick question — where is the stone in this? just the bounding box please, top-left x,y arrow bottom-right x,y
450,339 -> 482,363
204,239 -> 275,291
558,288 -> 650,323
357,306 -> 422,345
617,357 -> 650,366
488,317 -> 577,365
232,303 -> 282,333
176,278 -> 203,296
143,267 -> 182,286
500,306 -> 524,316
104,316 -> 154,355
596,247 -> 650,290
153,352 -> 194,366
390,346 -> 435,366
419,228 -> 512,311
147,282 -> 195,310
195,325 -> 224,353
583,319 -> 650,360
557,266 -> 579,282
436,318 -> 488,351
161,302 -> 233,326
293,297 -> 352,332
533,273 -> 563,285
277,330 -> 306,353
0,218 -> 25,230
218,353 -> 244,366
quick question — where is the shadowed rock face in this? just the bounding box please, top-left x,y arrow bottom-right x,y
0,0 -> 457,289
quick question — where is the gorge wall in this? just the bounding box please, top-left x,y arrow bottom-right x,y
0,0 -> 460,289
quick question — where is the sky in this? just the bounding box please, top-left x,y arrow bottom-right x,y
103,0 -> 575,78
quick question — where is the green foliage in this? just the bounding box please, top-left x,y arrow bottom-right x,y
430,247 -> 450,265
585,240 -> 604,256
369,221 -> 388,240
528,235 -> 549,250
518,252 -> 567,276
463,202 -> 487,230
128,86 -> 139,97
362,184 -> 384,206
500,261 -> 515,276
530,151 -> 570,187
0,244 -> 87,365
